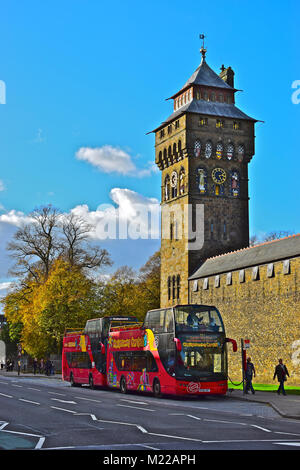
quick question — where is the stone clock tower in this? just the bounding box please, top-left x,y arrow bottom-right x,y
150,44 -> 257,308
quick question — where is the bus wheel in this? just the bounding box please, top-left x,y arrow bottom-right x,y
120,376 -> 127,394
89,375 -> 94,390
153,379 -> 161,398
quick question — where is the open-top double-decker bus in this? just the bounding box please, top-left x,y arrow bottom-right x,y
62,305 -> 237,396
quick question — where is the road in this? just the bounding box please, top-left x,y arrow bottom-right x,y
0,374 -> 300,452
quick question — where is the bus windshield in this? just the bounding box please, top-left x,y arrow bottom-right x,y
174,305 -> 224,333
175,339 -> 227,379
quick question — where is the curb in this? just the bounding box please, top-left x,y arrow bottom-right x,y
226,393 -> 300,420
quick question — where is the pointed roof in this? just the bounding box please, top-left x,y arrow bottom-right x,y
168,58 -> 235,100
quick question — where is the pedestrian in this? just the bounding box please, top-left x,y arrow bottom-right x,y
39,358 -> 44,374
33,358 -> 38,375
273,358 -> 290,395
17,360 -> 21,376
244,357 -> 256,395
45,358 -> 51,376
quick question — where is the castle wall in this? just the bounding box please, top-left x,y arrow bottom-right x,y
189,256 -> 300,385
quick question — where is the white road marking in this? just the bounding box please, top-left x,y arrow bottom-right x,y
75,397 -> 102,403
48,392 -> 66,396
274,442 -> 300,447
120,399 -> 148,405
12,384 -> 22,388
186,414 -> 202,421
117,404 -> 155,412
0,392 -> 13,398
51,406 -> 77,413
0,426 -> 45,449
19,398 -> 40,405
251,424 -> 272,433
139,444 -> 159,450
27,387 -> 41,392
50,398 -> 77,404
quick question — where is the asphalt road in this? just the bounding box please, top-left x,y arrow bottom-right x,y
1,374 -> 300,453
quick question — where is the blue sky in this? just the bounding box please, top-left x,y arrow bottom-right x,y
0,0 -> 299,293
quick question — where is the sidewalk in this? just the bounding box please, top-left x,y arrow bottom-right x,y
227,388 -> 300,420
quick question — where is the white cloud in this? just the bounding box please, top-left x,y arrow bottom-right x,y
0,180 -> 5,191
0,281 -> 13,291
75,145 -> 155,178
0,210 -> 33,227
70,188 -> 160,240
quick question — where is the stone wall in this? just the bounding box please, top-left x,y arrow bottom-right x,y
189,256 -> 300,385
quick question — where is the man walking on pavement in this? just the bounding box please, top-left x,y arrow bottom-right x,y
244,357 -> 256,394
273,358 -> 290,395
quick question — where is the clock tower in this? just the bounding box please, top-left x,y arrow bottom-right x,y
150,44 -> 257,308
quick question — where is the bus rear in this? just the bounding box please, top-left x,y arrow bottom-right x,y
62,316 -> 139,388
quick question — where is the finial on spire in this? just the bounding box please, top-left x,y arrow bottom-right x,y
199,34 -> 207,62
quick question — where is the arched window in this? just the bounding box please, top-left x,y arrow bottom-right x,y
230,169 -> 240,197
178,140 -> 182,153
168,146 -> 172,159
210,220 -> 214,240
179,168 -> 185,195
172,276 -> 176,300
164,175 -> 170,201
194,139 -> 201,157
176,275 -> 181,300
197,167 -> 207,194
173,142 -> 177,155
216,142 -> 223,160
227,143 -> 234,160
223,221 -> 227,240
238,144 -> 245,162
205,141 -> 212,159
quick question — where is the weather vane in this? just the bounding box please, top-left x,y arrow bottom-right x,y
199,33 -> 207,61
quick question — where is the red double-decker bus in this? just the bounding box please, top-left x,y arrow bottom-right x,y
107,304 -> 237,396
62,305 -> 237,396
62,316 -> 139,388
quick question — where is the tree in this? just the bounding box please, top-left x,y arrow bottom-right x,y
60,213 -> 112,272
7,205 -> 61,282
98,251 -> 161,321
250,231 -> 295,246
7,205 -> 112,282
37,258 -> 101,353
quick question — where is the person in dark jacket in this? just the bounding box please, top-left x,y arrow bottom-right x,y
244,357 -> 256,394
273,359 -> 290,395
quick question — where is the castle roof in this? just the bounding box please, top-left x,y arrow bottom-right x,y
168,59 -> 235,100
189,234 -> 300,280
149,99 -> 256,133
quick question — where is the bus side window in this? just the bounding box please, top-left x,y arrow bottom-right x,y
164,309 -> 174,333
144,310 -> 164,334
146,352 -> 158,372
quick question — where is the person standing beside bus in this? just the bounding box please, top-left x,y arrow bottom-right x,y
244,357 -> 256,394
273,359 -> 290,395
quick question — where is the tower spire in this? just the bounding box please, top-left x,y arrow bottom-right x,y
199,34 -> 207,62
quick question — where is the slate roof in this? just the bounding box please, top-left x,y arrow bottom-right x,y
149,100 -> 256,133
169,60 -> 234,98
188,234 -> 300,280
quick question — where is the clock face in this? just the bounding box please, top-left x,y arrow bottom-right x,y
212,168 -> 226,184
